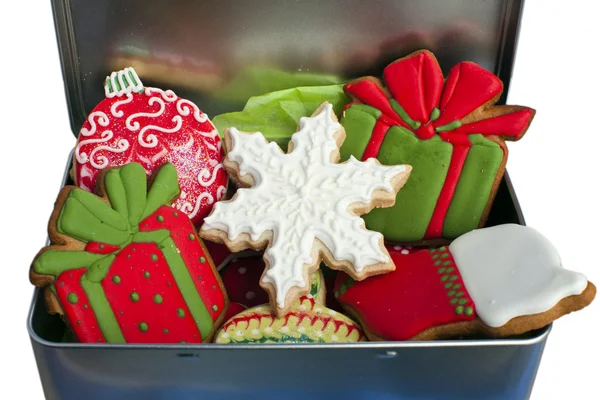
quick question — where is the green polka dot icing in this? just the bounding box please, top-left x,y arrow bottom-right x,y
173,212 -> 179,217
130,292 -> 140,302
144,271 -> 150,279
112,275 -> 121,284
67,293 -> 78,304
151,254 -> 158,262
450,298 -> 459,305
437,267 -> 445,274
139,322 -> 149,332
448,290 -> 456,297
439,246 -> 447,251
455,306 -> 464,315
340,284 -> 347,295
188,234 -> 195,240
465,306 -> 474,316
444,282 -> 453,289
199,256 -> 206,263
429,249 -> 436,254
441,275 -> 449,282
154,294 -> 163,304
458,298 -> 468,305
456,291 -> 464,297
434,260 -> 442,266
452,284 -> 461,290
442,261 -> 452,266
211,285 -> 216,290
156,215 -> 164,222
164,329 -> 169,334
177,308 -> 186,318
212,305 -> 218,312
432,254 -> 440,260
449,276 -> 458,281
446,267 -> 455,273
440,253 -> 449,259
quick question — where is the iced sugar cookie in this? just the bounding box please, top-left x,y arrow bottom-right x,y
74,67 -> 227,227
214,296 -> 364,344
30,163 -> 228,343
201,102 -> 411,316
335,224 -> 595,340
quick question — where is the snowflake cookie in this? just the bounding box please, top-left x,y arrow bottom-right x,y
200,102 -> 412,316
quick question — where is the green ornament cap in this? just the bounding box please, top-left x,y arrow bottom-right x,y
105,67 -> 144,98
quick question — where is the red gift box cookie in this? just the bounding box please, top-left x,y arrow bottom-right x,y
340,50 -> 535,244
30,163 -> 228,343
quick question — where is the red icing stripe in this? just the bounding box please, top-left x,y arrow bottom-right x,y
85,242 -> 121,255
139,205 -> 226,321
361,118 -> 391,161
453,108 -> 534,140
424,144 -> 471,239
55,268 -> 106,343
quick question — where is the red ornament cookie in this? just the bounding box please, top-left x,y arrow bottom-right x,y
74,67 -> 227,227
335,225 -> 595,341
30,162 -> 228,343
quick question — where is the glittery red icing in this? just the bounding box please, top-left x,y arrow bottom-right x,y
101,242 -> 202,343
335,246 -> 476,341
74,87 -> 227,227
55,268 -> 106,343
139,205 -> 226,321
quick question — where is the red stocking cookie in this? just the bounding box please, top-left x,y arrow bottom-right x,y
74,67 -> 227,226
335,224 -> 595,340
30,163 -> 228,343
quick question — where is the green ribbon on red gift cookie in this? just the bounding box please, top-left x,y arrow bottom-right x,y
340,50 -> 535,242
32,163 -> 226,344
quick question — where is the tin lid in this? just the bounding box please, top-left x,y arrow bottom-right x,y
52,0 -> 524,136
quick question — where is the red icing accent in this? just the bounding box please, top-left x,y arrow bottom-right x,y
361,118 -> 391,161
102,242 -> 203,343
384,51 -> 444,124
335,246 -> 476,341
220,257 -> 269,308
435,62 -> 503,126
55,268 -> 106,343
85,242 -> 121,255
75,87 -> 227,227
424,144 -> 471,238
344,51 -> 534,240
139,205 -> 226,321
344,80 -> 408,128
453,108 -> 534,140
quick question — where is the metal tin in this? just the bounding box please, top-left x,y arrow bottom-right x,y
29,1 -> 550,399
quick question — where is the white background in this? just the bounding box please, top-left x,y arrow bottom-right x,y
0,1 -> 598,399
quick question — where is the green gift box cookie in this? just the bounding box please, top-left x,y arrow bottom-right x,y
339,50 -> 535,243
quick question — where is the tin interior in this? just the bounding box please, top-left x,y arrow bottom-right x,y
33,0 -> 549,347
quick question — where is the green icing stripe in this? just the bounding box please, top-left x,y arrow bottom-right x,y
104,169 -> 129,222
442,134 -> 504,238
390,100 -> 421,130
133,229 -> 171,244
119,163 -> 147,227
34,250 -> 107,276
142,163 -> 180,221
364,125 -> 452,241
160,237 -> 213,339
86,254 -> 116,283
435,120 -> 462,132
80,275 -> 125,343
339,106 -> 379,162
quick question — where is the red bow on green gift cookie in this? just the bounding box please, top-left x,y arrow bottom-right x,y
340,50 -> 535,243
30,162 -> 227,344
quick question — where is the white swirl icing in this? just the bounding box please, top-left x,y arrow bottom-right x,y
197,164 -> 224,187
145,87 -> 178,102
79,111 -> 110,137
138,115 -> 183,148
125,97 -> 166,131
216,185 -> 227,201
75,130 -> 130,168
201,104 -> 409,309
110,93 -> 134,117
180,192 -> 215,219
176,98 -> 209,123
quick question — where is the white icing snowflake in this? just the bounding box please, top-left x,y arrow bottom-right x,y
201,103 -> 410,310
